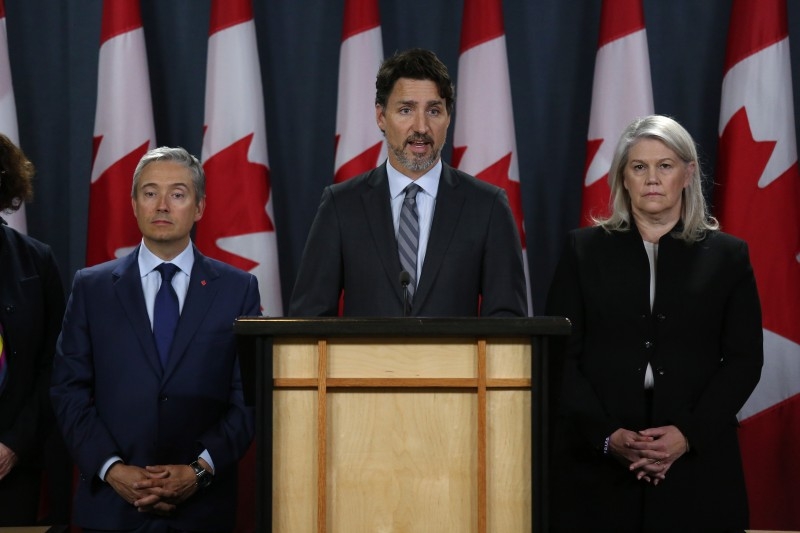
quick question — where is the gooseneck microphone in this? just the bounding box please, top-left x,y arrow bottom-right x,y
399,270 -> 411,317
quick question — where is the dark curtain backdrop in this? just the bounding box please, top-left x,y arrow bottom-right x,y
5,0 -> 800,314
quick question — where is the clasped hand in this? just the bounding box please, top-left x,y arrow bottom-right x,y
0,442 -> 19,480
608,425 -> 687,485
106,462 -> 198,515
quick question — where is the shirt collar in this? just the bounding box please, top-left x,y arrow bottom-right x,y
137,240 -> 195,278
387,159 -> 442,200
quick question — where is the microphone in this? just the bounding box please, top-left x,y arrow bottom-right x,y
399,270 -> 411,317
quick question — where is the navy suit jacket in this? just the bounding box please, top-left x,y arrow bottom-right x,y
289,162 -> 527,317
51,245 -> 259,531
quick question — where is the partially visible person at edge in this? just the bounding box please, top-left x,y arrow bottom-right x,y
0,133 -> 66,526
51,146 -> 258,532
546,115 -> 763,533
288,48 -> 527,317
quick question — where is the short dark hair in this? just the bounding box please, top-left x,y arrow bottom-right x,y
375,48 -> 455,116
0,133 -> 34,213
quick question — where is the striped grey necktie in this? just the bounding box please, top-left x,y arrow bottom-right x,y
398,183 -> 421,300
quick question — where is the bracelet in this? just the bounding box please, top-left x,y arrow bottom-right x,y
603,436 -> 610,455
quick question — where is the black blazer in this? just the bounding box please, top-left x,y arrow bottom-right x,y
0,224 -> 65,465
289,162 -> 527,317
546,223 -> 763,532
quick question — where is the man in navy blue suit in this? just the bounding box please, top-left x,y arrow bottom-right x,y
51,147 -> 259,532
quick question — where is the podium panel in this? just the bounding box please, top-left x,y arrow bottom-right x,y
235,317 -> 570,533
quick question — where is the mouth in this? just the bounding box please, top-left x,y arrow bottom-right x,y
406,135 -> 432,154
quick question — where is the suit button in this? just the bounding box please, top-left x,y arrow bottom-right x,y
656,367 -> 665,376
4,305 -> 13,313
644,341 -> 654,349
656,313 -> 666,321
159,396 -> 168,402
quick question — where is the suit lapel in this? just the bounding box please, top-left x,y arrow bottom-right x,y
112,247 -> 163,376
163,248 -> 220,379
361,164 -> 407,304
413,164 -> 465,311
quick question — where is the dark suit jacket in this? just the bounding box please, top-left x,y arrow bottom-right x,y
51,245 -> 258,531
0,224 -> 64,471
546,223 -> 763,533
289,162 -> 527,317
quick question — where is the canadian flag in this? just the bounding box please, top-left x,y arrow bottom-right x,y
580,0 -> 653,226
87,0 -> 155,266
0,0 -> 25,233
716,0 -> 800,529
333,0 -> 385,183
453,0 -> 531,314
196,0 -> 282,317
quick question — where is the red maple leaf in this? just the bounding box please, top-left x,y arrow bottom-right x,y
717,107 -> 800,345
87,137 -> 151,266
453,147 -> 525,245
195,134 -> 273,272
334,137 -> 383,183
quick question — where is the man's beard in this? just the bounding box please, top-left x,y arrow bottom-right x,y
389,134 -> 442,174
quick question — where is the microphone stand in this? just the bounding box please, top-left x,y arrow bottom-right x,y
399,271 -> 411,317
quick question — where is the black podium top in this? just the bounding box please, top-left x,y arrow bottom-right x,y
233,316 -> 571,338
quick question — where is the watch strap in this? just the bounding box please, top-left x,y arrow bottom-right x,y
190,459 -> 213,489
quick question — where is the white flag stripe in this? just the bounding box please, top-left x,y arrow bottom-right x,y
454,36 -> 519,182
91,29 -> 154,183
585,29 -> 653,187
217,231 -> 282,307
202,21 -> 267,165
0,10 -> 25,233
334,26 -> 385,174
0,15 -> 17,145
719,39 -> 797,188
739,330 -> 800,420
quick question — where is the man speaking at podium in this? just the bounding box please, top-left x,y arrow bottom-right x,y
289,48 -> 526,318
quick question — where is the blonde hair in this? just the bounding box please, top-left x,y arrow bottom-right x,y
595,115 -> 718,243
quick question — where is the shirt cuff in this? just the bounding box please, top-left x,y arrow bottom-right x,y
199,449 -> 215,474
99,455 -> 123,481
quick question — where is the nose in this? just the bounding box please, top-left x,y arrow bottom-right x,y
156,194 -> 169,211
645,167 -> 659,184
412,112 -> 429,134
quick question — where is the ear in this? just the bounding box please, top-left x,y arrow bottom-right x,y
375,104 -> 386,133
194,197 -> 206,222
684,161 -> 696,188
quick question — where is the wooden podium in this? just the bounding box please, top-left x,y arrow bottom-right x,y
234,317 -> 570,533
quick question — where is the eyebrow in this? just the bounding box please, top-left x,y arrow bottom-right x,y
140,182 -> 191,192
396,99 -> 444,107
630,157 -> 676,163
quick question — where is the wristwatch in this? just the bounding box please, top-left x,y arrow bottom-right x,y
190,460 -> 213,489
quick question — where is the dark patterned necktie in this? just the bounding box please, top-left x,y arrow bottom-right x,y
153,263 -> 180,368
398,183 -> 421,300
